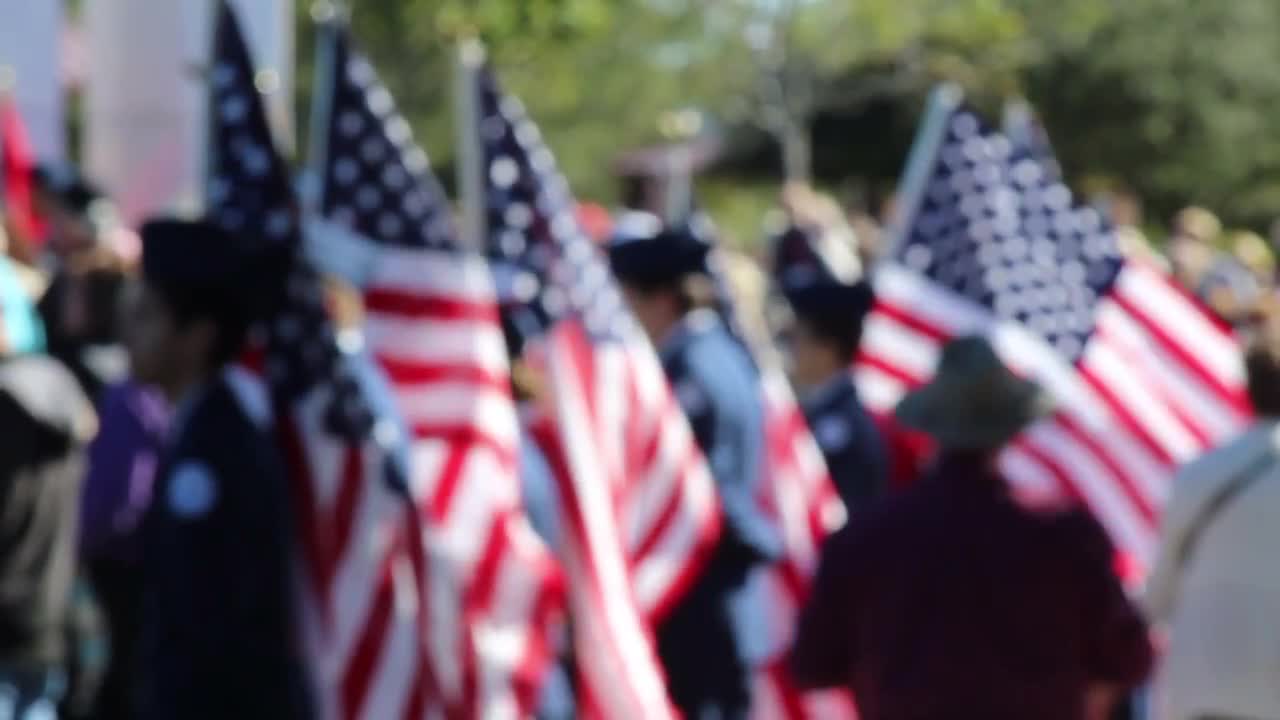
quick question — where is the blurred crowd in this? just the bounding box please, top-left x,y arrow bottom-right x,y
0,167 -> 153,720
1,161 -> 1280,720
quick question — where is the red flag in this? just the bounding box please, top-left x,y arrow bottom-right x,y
0,93 -> 42,244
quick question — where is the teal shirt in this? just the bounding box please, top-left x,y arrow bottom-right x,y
0,257 -> 44,354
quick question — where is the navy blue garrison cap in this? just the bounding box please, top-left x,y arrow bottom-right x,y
139,217 -> 289,318
607,210 -> 710,286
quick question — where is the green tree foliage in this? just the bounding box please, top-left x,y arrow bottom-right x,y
1026,0 -> 1280,228
294,0 -> 1280,232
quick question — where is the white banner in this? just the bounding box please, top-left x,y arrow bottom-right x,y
0,0 -> 66,162
83,0 -> 293,226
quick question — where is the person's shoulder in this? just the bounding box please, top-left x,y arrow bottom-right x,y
0,352 -> 83,392
811,396 -> 878,459
1183,424 -> 1273,477
1182,426 -> 1247,467
168,375 -> 283,519
1170,424 -> 1277,505
837,486 -> 927,544
1030,502 -> 1115,566
684,320 -> 755,382
817,497 -> 919,573
681,314 -> 731,353
182,373 -> 274,459
0,354 -> 96,440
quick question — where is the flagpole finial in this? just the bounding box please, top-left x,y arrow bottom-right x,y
1003,97 -> 1034,127
932,82 -> 964,110
459,38 -> 487,69
454,37 -> 487,252
311,0 -> 348,24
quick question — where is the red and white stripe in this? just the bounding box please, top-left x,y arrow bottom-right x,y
237,339 -> 439,720
528,318 -> 721,719
856,260 -> 1250,572
745,365 -> 857,720
280,384 -> 437,720
337,245 -> 561,719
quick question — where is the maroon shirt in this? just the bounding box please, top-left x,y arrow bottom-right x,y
790,454 -> 1152,720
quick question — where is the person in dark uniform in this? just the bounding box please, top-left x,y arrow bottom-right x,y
774,235 -> 888,510
124,218 -> 310,720
609,211 -> 783,720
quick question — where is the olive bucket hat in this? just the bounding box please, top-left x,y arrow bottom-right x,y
895,336 -> 1054,450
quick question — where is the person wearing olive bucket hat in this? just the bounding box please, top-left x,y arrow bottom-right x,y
790,336 -> 1153,720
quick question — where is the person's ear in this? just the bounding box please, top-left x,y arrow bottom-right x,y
184,318 -> 220,367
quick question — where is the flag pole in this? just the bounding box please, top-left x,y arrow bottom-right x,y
302,1 -> 341,215
454,38 -> 487,253
197,0 -> 225,215
883,83 -> 962,260
663,147 -> 690,224
1002,97 -> 1033,140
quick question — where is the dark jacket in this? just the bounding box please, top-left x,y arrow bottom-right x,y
137,371 -> 310,719
790,454 -> 1152,720
0,354 -> 95,668
801,372 -> 888,510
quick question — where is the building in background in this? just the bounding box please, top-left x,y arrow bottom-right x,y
0,0 -> 66,162
83,0 -> 293,226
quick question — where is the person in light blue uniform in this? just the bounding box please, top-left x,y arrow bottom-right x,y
609,211 -> 782,720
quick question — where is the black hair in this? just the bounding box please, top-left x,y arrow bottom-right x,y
618,272 -> 681,298
151,281 -> 255,369
796,310 -> 865,362
620,272 -> 719,317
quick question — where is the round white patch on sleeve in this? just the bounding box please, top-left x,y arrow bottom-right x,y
815,415 -> 852,452
167,461 -> 219,519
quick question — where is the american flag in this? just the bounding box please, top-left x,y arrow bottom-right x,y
855,96 -> 1250,569
207,6 -> 440,719
690,219 -> 854,720
475,66 -> 721,718
309,22 -> 561,718
750,369 -> 857,720
1002,100 -> 1061,185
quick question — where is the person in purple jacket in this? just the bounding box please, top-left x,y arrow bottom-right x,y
78,379 -> 169,720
